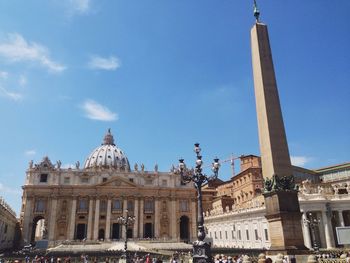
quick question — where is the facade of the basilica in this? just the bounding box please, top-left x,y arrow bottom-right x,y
20,130 -> 197,247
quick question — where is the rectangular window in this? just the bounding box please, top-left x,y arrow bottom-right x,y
78,199 -> 88,212
238,230 -> 241,240
40,174 -> 48,183
225,231 -> 228,239
35,200 -> 45,212
214,232 -> 217,239
100,200 -> 107,213
144,200 -> 154,213
219,231 -> 222,239
102,178 -> 107,182
231,230 -> 234,239
112,200 -> 122,210
180,200 -> 189,212
264,229 -> 269,241
127,200 -> 134,210
145,179 -> 152,185
246,229 -> 249,240
255,229 -> 259,240
64,177 -> 70,184
81,177 -> 89,183
129,178 -> 134,183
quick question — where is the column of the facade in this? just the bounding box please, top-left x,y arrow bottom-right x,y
170,199 -> 177,240
105,199 -> 112,240
338,210 -> 345,227
22,196 -> 33,244
321,209 -> 335,248
301,211 -> 312,249
48,198 -> 58,241
68,198 -> 77,240
154,199 -> 160,238
133,198 -> 139,238
93,199 -> 100,240
139,199 -> 144,238
191,199 -> 197,241
87,199 -> 94,240
122,199 -> 127,239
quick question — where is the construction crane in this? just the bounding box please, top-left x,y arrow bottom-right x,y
203,154 -> 243,178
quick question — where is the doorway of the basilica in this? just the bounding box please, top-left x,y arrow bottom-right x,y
98,229 -> 105,240
127,228 -> 133,238
76,223 -> 87,240
144,223 -> 153,238
112,223 -> 120,239
30,216 -> 46,244
180,215 -> 189,241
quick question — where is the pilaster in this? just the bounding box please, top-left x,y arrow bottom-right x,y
191,199 -> 197,241
93,199 -> 100,240
154,199 -> 160,238
87,199 -> 94,240
68,198 -> 77,240
22,196 -> 33,244
48,198 -> 57,241
170,199 -> 177,240
105,199 -> 111,240
122,199 -> 127,238
338,210 -> 345,227
133,198 -> 139,238
321,209 -> 335,248
139,199 -> 144,238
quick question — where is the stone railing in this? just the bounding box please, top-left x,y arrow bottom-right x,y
0,196 -> 17,218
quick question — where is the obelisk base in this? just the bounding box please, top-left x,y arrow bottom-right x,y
192,240 -> 212,263
264,190 -> 308,254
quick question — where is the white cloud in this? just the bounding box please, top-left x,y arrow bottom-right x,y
88,55 -> 120,70
25,150 -> 36,156
0,71 -> 9,79
81,99 -> 118,121
0,33 -> 66,73
0,86 -> 23,101
19,74 -> 27,86
61,163 -> 75,169
0,183 -> 21,195
291,156 -> 313,167
66,0 -> 91,15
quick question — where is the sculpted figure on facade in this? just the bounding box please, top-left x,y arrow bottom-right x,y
317,185 -> 324,195
56,160 -> 62,169
134,163 -> 138,171
141,163 -> 145,172
154,163 -> 158,172
75,161 -> 80,169
333,184 -> 339,195
301,179 -> 311,194
29,160 -> 33,169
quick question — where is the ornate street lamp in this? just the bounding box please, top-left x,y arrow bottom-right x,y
117,209 -> 136,262
304,212 -> 320,252
178,143 -> 220,263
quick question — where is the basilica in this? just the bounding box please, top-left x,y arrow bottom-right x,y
20,129 -> 197,247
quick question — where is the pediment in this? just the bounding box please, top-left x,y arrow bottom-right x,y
97,176 -> 137,187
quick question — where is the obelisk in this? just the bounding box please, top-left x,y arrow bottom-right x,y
250,2 -> 306,252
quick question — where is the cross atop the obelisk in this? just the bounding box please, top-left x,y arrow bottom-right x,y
253,0 -> 260,22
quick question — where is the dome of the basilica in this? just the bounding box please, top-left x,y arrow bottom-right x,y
84,129 -> 130,171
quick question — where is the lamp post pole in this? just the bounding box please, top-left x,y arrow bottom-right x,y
178,143 -> 220,263
117,209 -> 135,262
304,212 -> 320,253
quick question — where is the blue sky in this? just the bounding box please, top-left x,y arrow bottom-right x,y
0,0 -> 349,214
